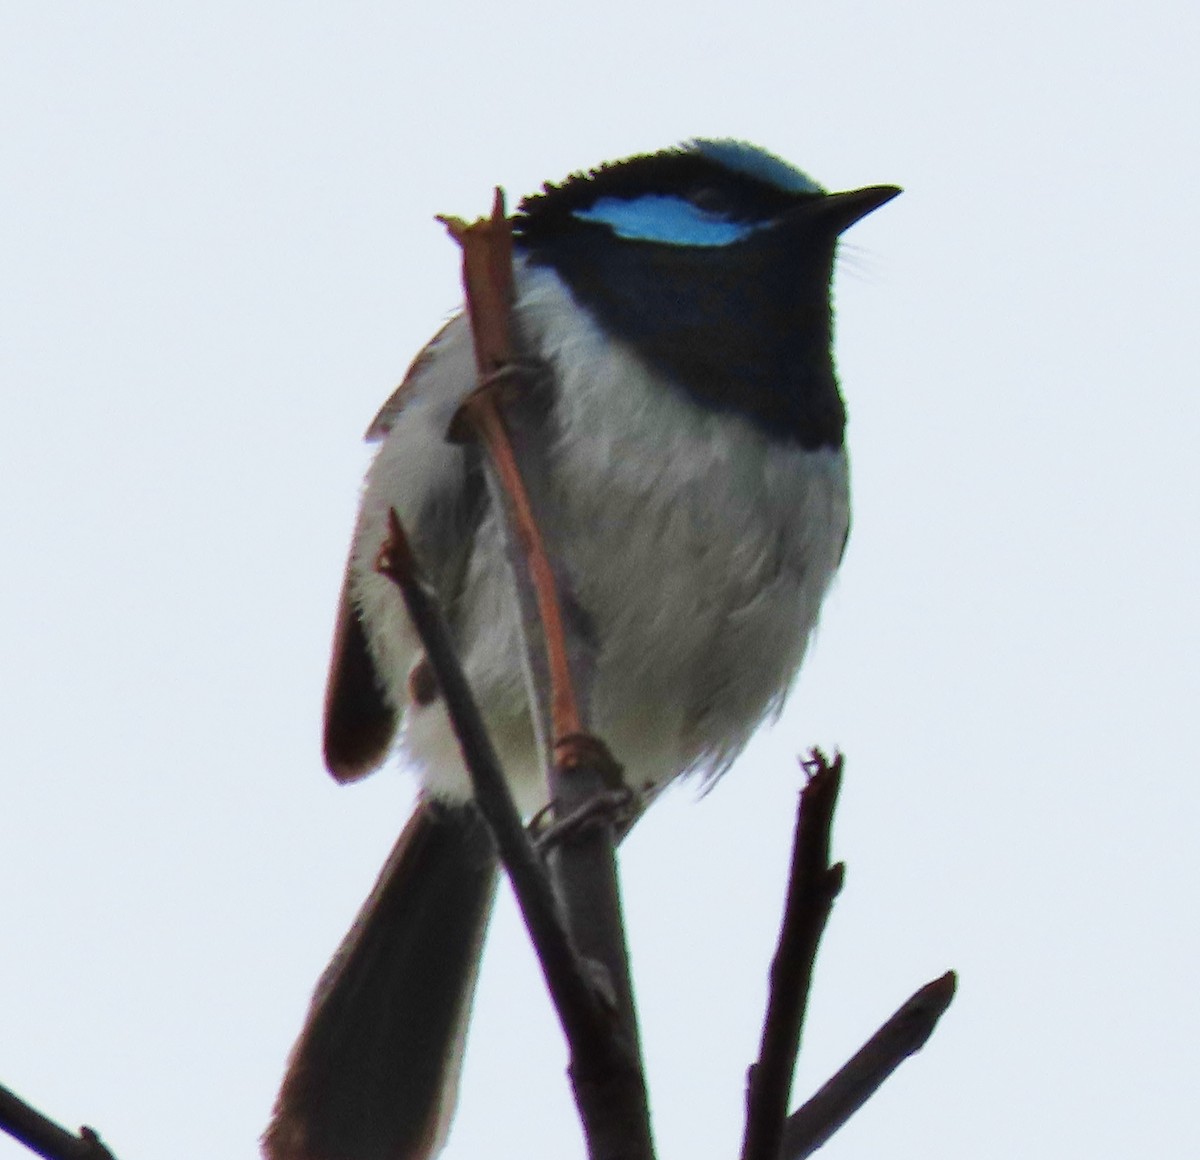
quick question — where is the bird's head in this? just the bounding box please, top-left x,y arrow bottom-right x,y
513,140 -> 899,448
516,138 -> 897,253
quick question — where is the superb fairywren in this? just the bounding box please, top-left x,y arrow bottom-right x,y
265,140 -> 899,1160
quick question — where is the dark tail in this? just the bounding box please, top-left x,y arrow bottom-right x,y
264,800 -> 498,1160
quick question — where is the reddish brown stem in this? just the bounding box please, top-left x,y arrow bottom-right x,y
440,194 -> 582,743
437,190 -> 653,1160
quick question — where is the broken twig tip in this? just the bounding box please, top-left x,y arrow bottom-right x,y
436,213 -> 469,244
800,748 -> 843,781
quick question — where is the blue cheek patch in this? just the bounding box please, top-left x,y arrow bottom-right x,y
573,195 -> 764,247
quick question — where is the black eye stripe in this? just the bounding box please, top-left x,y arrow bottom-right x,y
515,147 -> 810,241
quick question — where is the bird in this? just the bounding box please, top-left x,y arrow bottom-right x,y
264,139 -> 899,1160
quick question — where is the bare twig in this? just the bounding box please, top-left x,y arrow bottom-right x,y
375,513 -> 603,1049
440,193 -> 587,749
741,752 -> 845,1160
780,971 -> 957,1159
546,741 -> 646,1160
436,191 -> 653,1160
0,1083 -> 117,1160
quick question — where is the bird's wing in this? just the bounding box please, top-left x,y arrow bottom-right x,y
324,313 -> 483,782
364,315 -> 466,442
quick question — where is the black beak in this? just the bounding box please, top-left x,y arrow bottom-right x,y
786,184 -> 902,236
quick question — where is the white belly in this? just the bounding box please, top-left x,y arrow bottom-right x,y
353,264 -> 849,812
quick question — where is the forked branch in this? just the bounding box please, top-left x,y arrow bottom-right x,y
742,752 -> 845,1160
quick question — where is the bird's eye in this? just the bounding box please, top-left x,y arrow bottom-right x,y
688,186 -> 733,216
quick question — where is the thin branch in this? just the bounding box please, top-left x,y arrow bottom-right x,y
741,752 -> 845,1160
781,971 -> 957,1160
436,192 -> 653,1160
374,513 -> 603,1049
547,741 -> 647,1160
378,511 -> 650,1160
0,1084 -> 117,1160
440,193 -> 585,746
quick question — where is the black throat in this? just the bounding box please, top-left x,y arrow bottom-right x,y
515,216 -> 846,451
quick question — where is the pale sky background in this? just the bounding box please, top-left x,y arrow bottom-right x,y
2,3 -> 1197,1159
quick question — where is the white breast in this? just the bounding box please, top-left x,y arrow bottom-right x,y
350,262 -> 850,812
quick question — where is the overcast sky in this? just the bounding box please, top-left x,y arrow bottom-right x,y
2,3 -> 1198,1159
